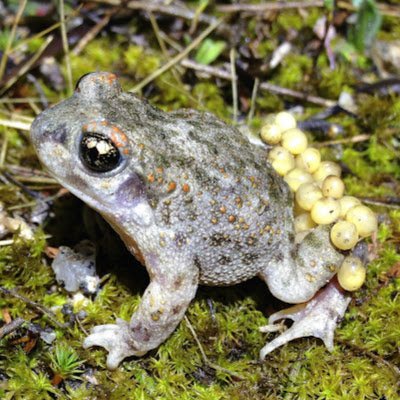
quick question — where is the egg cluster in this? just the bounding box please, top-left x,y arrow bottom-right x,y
261,112 -> 377,292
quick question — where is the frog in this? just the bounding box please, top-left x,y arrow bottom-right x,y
30,72 -> 350,370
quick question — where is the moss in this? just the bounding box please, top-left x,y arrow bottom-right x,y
1,4 -> 400,399
317,64 -> 356,99
69,37 -> 125,81
274,53 -> 313,89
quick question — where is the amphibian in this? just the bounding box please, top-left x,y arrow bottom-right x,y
30,72 -> 350,369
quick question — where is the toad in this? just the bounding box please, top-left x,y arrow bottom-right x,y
30,72 -> 350,369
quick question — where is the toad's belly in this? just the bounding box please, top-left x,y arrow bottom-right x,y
194,227 -> 285,286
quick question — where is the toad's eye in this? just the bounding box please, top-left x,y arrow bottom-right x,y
79,132 -> 121,173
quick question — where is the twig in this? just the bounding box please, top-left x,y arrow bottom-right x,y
181,58 -> 336,107
230,49 -> 238,124
0,287 -> 66,329
184,316 -> 244,381
259,81 -> 336,107
357,197 -> 400,209
0,36 -> 53,96
337,1 -> 400,18
0,317 -> 25,339
247,77 -> 260,123
130,18 -> 223,93
217,1 -> 324,13
314,134 -> 371,148
0,0 -> 28,82
217,1 -> 400,18
59,0 -> 73,94
181,58 -> 231,80
88,0 -> 218,25
72,9 -> 114,56
0,119 -> 32,131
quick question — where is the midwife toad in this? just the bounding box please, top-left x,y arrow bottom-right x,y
31,72 -> 350,369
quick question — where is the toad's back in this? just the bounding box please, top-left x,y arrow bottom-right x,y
124,102 -> 294,285
31,71 -> 294,286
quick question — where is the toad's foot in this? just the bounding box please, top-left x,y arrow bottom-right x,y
83,319 -> 146,370
259,280 -> 350,360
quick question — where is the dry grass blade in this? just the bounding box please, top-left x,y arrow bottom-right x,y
230,49 -> 238,124
0,119 -> 32,131
59,0 -> 73,94
0,36 -> 53,96
0,287 -> 66,329
0,0 -> 27,82
184,316 -> 245,381
148,12 -> 183,87
130,18 -> 223,93
247,77 -> 260,123
72,9 -> 114,56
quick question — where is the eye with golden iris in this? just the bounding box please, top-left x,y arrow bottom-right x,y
79,132 -> 121,173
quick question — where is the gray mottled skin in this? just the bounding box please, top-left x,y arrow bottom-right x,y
30,72 -> 349,369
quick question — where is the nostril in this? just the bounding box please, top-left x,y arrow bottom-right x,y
31,120 -> 68,145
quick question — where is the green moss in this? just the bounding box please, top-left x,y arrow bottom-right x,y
317,64 -> 355,99
124,45 -> 161,79
1,4 -> 400,399
70,37 -> 124,80
274,53 -> 313,89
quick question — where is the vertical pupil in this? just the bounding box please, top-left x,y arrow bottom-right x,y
80,132 -> 121,172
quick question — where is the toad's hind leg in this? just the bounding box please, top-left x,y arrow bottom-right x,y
259,280 -> 350,359
258,225 -> 350,358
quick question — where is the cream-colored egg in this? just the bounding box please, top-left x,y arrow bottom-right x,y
284,168 -> 313,192
313,161 -> 341,182
337,256 -> 366,291
281,128 -> 308,155
294,212 -> 317,233
293,200 -> 306,216
339,196 -> 362,218
267,146 -> 295,176
274,111 -> 297,132
346,205 -> 378,237
310,197 -> 340,224
295,148 -> 321,173
330,220 -> 358,250
295,182 -> 323,211
322,176 -> 345,199
260,123 -> 282,145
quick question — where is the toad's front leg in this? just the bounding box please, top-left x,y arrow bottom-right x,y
83,258 -> 199,369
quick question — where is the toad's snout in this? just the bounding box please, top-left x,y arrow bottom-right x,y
30,109 -> 69,150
